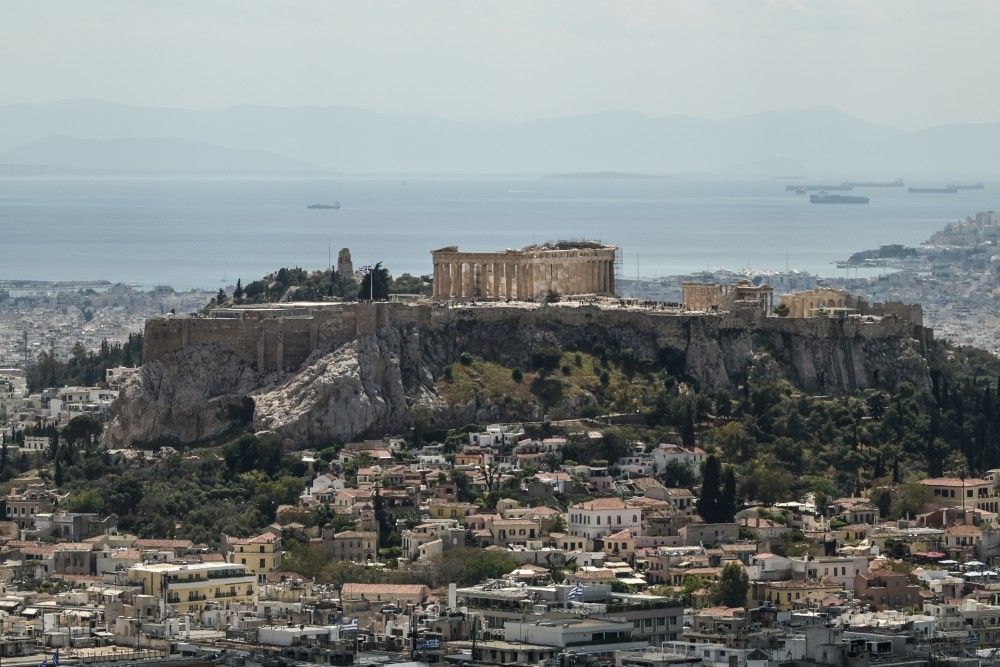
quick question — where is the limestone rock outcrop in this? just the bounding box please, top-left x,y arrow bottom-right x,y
109,306 -> 933,448
105,343 -> 259,447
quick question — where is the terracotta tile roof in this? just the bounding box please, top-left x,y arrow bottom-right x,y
920,477 -> 990,487
133,539 -> 193,550
605,529 -> 634,540
226,532 -> 280,545
571,569 -> 616,581
573,497 -> 627,511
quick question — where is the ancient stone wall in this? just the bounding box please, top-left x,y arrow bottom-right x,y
681,283 -> 724,311
144,300 -> 924,376
682,281 -> 774,313
779,288 -> 867,318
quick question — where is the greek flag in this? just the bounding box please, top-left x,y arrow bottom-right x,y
341,617 -> 358,629
568,583 -> 584,601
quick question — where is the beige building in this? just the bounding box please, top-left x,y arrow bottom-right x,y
779,288 -> 868,318
777,288 -> 924,327
222,532 -> 282,579
682,280 -> 774,313
325,530 -> 378,562
920,477 -> 999,512
4,486 -> 56,530
431,241 -> 618,300
127,562 -> 257,613
341,582 -> 431,627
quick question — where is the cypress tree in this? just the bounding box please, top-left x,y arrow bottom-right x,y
699,455 -> 722,523
682,402 -> 696,447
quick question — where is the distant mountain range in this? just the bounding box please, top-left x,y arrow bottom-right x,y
0,99 -> 998,174
0,135 -> 318,174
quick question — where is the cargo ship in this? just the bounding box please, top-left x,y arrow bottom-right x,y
810,193 -> 869,204
908,187 -> 958,193
950,182 -> 985,190
844,179 -> 904,188
786,183 -> 854,192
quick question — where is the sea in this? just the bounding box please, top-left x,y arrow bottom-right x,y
0,175 -> 994,290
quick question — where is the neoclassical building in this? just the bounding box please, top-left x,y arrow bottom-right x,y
431,241 -> 618,300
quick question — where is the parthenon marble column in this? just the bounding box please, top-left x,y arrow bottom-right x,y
492,262 -> 501,298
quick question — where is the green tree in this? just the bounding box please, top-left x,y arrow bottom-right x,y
62,414 -> 103,447
682,402 -> 696,447
662,460 -> 696,487
718,561 -> 749,607
358,262 -> 391,301
66,489 -> 104,513
698,455 -> 722,523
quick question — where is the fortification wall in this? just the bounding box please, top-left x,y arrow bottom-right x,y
144,301 -> 925,375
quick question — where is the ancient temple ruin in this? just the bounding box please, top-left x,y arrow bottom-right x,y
431,241 -> 618,299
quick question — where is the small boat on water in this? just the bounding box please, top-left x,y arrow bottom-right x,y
307,201 -> 341,209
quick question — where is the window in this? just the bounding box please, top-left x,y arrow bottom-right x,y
260,558 -> 266,568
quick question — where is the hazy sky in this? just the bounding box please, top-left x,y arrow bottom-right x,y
3,0 -> 999,130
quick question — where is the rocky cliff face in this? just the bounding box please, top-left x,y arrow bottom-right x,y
106,343 -> 259,447
106,309 -> 931,448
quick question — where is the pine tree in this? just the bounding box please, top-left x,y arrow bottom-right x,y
234,279 -> 244,302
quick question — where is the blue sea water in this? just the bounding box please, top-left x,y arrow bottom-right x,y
0,175 -> 994,290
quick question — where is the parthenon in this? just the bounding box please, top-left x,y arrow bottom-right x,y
431,241 -> 618,300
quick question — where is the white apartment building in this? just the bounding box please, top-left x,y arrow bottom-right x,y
568,497 -> 643,540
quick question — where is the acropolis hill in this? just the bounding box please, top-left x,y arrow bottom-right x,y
110,240 -> 934,447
